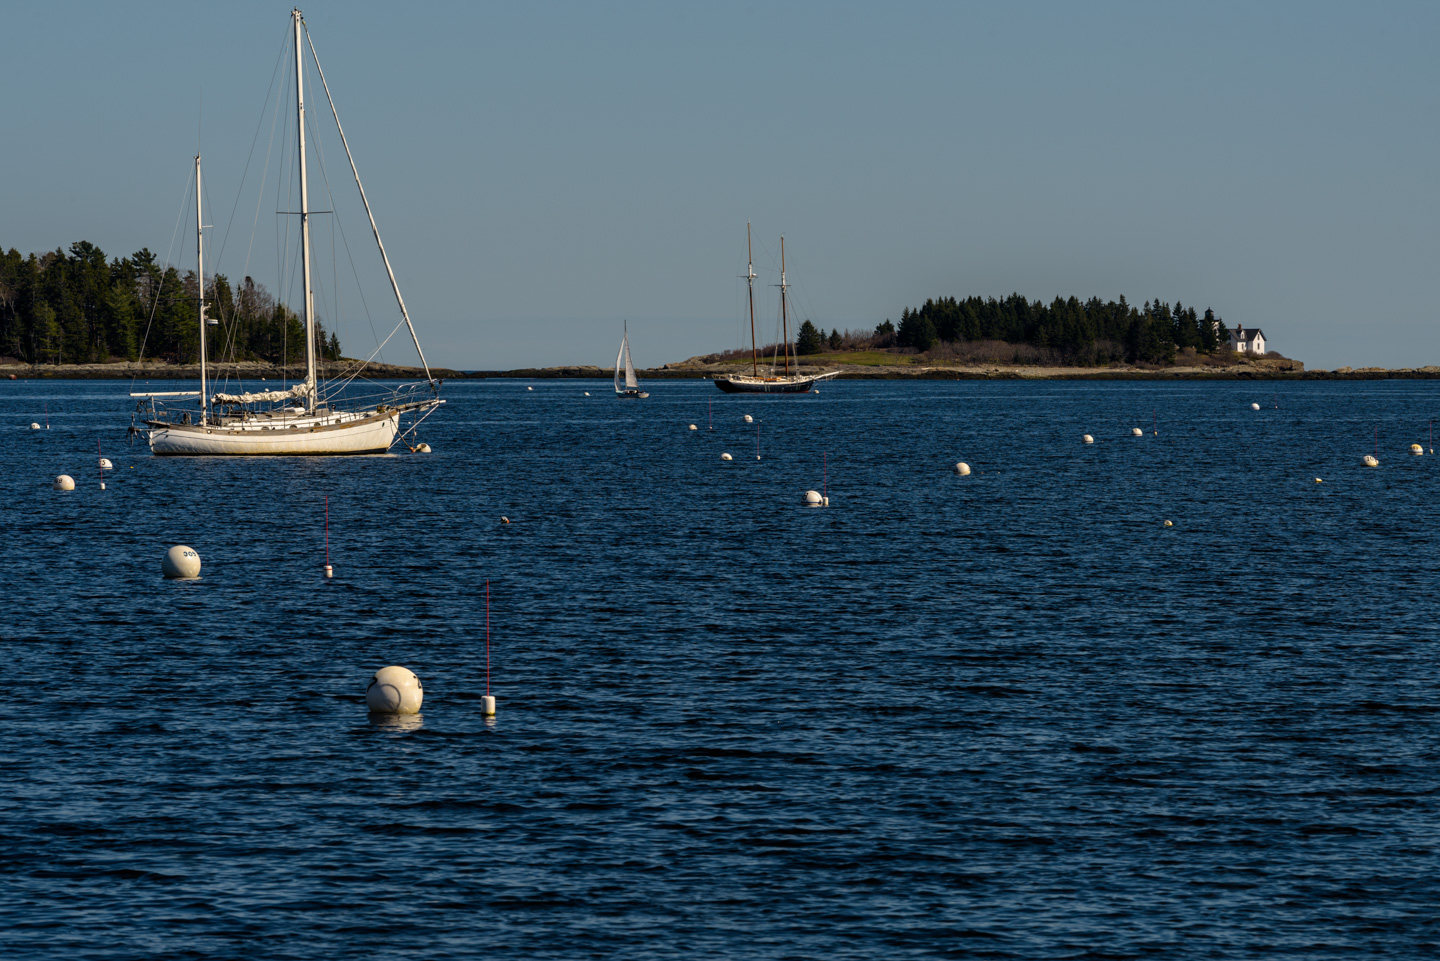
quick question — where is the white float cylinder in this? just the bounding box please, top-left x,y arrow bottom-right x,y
803,489 -> 823,505
1131,427 -> 1143,436
1363,454 -> 1379,467
52,474 -> 75,491
323,564 -> 333,578
954,462 -> 970,476
366,665 -> 423,715
162,545 -> 201,579
744,414 -> 754,423
721,452 -> 733,461
1082,434 -> 1094,444
1251,403 -> 1260,410
482,694 -> 496,716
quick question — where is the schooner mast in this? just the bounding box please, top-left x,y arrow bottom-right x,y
746,223 -> 758,378
779,236 -> 790,377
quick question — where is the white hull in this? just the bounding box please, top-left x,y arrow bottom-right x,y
149,410 -> 399,455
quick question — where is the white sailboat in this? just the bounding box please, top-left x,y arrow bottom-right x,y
614,322 -> 648,398
132,9 -> 442,455
714,228 -> 838,394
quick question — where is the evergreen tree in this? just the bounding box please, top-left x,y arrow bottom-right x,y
796,319 -> 823,355
828,328 -> 841,350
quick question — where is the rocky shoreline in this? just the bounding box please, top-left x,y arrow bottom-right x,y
6,358 -> 1440,382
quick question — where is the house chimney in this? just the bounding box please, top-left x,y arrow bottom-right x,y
1236,324 -> 1242,334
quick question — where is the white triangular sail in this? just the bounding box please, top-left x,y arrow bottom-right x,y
615,324 -> 640,393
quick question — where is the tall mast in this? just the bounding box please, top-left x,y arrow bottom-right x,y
746,223 -> 758,377
294,7 -> 317,409
779,236 -> 790,377
196,154 -> 209,422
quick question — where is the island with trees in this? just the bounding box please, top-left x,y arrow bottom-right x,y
0,242 -> 341,368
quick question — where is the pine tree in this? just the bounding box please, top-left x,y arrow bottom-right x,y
796,319 -> 823,355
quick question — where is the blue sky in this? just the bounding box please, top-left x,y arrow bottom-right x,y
4,1 -> 1437,370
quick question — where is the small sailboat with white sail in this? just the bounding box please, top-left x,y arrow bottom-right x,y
131,9 -> 442,455
714,226 -> 838,394
614,321 -> 648,399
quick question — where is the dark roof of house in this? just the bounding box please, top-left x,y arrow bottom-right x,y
1229,327 -> 1266,339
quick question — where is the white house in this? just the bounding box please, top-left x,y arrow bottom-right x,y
1227,324 -> 1267,355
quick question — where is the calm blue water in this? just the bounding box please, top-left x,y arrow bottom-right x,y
3,377 -> 1439,959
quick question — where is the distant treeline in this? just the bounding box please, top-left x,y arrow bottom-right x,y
0,242 -> 341,365
794,294 -> 1232,365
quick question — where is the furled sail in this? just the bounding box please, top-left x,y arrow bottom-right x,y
210,384 -> 311,405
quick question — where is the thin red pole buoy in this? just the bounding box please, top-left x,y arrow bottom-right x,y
486,580 -> 491,698
323,495 -> 332,577
823,450 -> 827,502
709,398 -> 713,431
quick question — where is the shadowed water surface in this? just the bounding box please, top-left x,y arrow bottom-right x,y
3,378 -> 1439,959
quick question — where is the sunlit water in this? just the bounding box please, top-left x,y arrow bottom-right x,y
3,377 -> 1439,959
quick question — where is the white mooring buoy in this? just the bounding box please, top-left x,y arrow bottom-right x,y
501,516 -> 510,524
527,386 -> 533,391
688,424 -> 697,431
1251,403 -> 1261,410
803,489 -> 828,506
30,422 -> 41,430
954,462 -> 971,476
1315,477 -> 1323,483
98,457 -> 113,469
1131,427 -> 1143,436
584,392 -> 590,396
366,665 -> 423,715
1411,444 -> 1423,456
720,452 -> 733,461
744,414 -> 753,423
1082,434 -> 1094,445
52,474 -> 75,491
1164,520 -> 1174,527
482,694 -> 496,716
161,545 -> 201,579
1363,454 -> 1379,467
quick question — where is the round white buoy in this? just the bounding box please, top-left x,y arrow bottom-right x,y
98,457 -> 113,469
812,389 -> 819,394
482,694 -> 497,717
1315,477 -> 1323,483
1082,434 -> 1094,445
501,516 -> 510,524
688,424 -> 697,431
30,423 -> 41,430
803,489 -> 823,505
954,462 -> 971,476
527,386 -> 533,391
1251,403 -> 1260,410
1131,427 -> 1143,436
1363,454 -> 1379,467
161,544 -> 201,579
743,414 -> 753,423
584,392 -> 590,396
1163,520 -> 1173,527
52,474 -> 75,491
1411,444 -> 1423,455
366,665 -> 423,715
415,443 -> 432,453
720,452 -> 733,461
